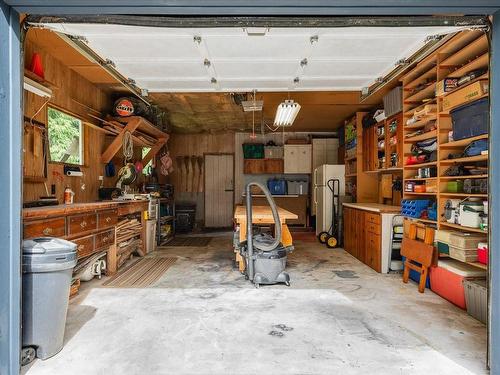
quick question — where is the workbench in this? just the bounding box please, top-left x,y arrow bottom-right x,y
23,200 -> 149,275
233,205 -> 298,272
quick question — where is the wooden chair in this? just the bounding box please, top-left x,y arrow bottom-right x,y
401,222 -> 436,293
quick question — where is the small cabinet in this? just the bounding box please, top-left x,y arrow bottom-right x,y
284,144 -> 312,174
343,207 -> 382,273
244,159 -> 284,174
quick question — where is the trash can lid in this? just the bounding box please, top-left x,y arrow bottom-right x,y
23,237 -> 77,255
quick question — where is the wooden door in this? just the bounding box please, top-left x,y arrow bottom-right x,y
204,154 -> 234,228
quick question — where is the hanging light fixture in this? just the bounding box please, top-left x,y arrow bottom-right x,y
273,99 -> 301,127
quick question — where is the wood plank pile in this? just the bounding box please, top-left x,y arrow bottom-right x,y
116,218 -> 144,268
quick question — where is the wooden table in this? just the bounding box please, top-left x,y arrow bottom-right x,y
233,205 -> 298,272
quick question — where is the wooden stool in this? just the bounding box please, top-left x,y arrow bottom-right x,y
401,223 -> 436,293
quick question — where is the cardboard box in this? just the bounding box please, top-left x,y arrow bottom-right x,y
436,78 -> 459,97
442,80 -> 489,112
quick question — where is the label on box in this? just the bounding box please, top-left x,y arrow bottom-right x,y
436,78 -> 459,97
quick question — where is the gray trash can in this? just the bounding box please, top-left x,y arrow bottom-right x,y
22,238 -> 77,360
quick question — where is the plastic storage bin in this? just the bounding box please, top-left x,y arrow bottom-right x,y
242,143 -> 264,159
267,179 -> 287,195
22,238 -> 78,359
464,279 -> 488,324
402,256 -> 430,289
287,180 -> 309,195
429,259 -> 486,309
401,199 -> 431,218
450,97 -> 489,140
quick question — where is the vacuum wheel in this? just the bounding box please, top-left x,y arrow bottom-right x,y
326,236 -> 338,248
318,231 -> 329,244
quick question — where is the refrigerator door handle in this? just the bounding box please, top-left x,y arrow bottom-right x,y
314,186 -> 318,205
313,168 -> 318,186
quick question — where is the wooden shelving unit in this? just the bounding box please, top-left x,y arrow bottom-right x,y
401,29 -> 489,270
343,112 -> 379,203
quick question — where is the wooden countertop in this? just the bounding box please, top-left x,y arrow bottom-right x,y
234,205 -> 298,221
23,200 -> 149,220
342,202 -> 401,214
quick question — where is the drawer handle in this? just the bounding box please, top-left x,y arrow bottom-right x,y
78,244 -> 85,251
42,227 -> 53,236
105,217 -> 112,223
80,221 -> 87,229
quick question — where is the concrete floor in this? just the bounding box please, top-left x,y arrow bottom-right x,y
24,234 -> 487,375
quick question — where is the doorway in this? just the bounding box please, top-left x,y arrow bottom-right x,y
204,154 -> 234,228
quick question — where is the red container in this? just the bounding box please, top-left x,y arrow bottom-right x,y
430,259 -> 486,309
477,243 -> 488,265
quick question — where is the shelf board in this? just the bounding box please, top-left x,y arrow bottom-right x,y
440,34 -> 488,68
439,193 -> 488,198
404,115 -> 437,130
439,221 -> 488,234
404,161 -> 437,169
345,155 -> 357,162
447,55 -> 488,82
404,130 -> 437,143
440,154 -> 488,164
440,134 -> 488,149
345,173 -> 357,178
440,174 -> 488,180
405,66 -> 437,90
404,83 -> 436,104
404,177 -> 437,181
404,191 -> 438,196
405,217 -> 437,225
466,262 -> 488,270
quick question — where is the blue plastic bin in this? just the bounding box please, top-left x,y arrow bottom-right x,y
267,179 -> 287,195
450,97 -> 489,141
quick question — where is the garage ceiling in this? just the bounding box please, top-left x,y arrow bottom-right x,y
41,24 -> 460,93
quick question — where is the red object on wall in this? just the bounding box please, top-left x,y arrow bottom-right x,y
30,53 -> 45,79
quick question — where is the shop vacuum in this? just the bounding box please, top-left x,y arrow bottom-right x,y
238,182 -> 294,288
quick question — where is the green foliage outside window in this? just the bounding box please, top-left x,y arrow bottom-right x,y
47,107 -> 83,165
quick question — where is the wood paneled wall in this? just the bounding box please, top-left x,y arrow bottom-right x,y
164,132 -> 235,220
23,32 -> 112,203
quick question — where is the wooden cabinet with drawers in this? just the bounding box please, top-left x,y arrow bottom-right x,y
343,207 -> 382,273
23,204 -> 146,275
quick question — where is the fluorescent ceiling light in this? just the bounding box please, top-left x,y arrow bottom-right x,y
241,100 -> 263,112
23,76 -> 52,98
274,100 -> 301,127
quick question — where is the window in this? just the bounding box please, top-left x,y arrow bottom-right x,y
47,107 -> 83,165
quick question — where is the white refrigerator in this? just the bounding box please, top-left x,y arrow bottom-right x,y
313,164 -> 346,235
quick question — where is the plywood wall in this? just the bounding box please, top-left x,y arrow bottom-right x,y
23,32 -> 112,203
164,132 -> 235,220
